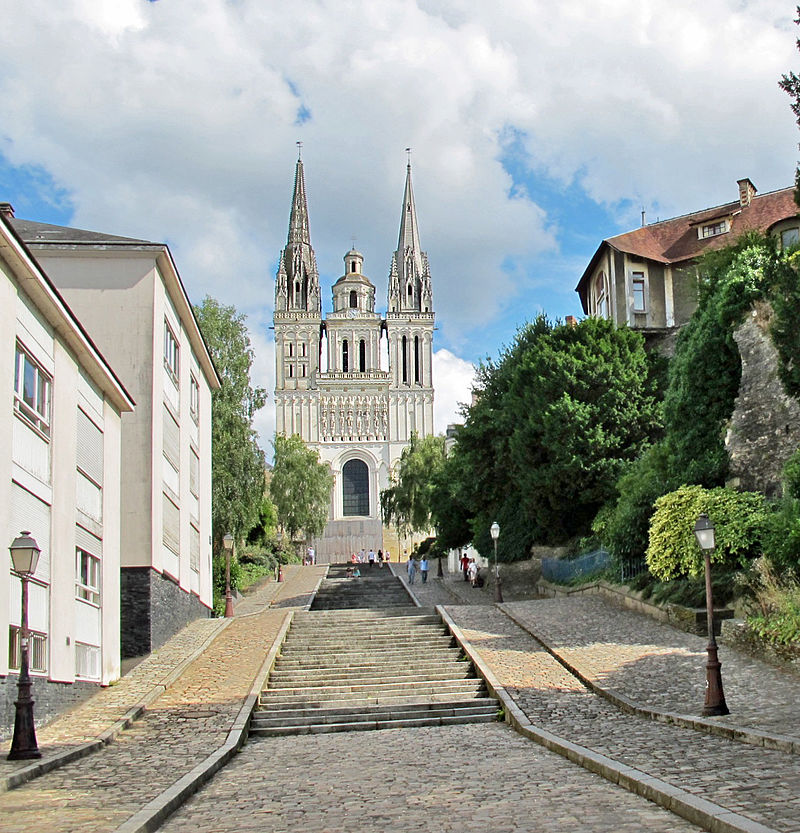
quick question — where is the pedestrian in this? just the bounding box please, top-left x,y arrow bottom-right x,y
468,558 -> 478,587
460,551 -> 470,582
359,548 -> 366,563
377,549 -> 384,567
420,555 -> 429,583
406,552 -> 416,584
368,548 -> 376,568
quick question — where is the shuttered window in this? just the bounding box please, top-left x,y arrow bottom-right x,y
11,483 -> 50,583
190,523 -> 200,572
77,408 -> 103,485
190,448 -> 199,497
75,642 -> 100,680
163,405 -> 180,471
162,493 -> 180,554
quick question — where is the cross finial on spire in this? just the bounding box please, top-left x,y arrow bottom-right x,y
405,147 -> 412,168
296,140 -> 303,160
351,234 -> 357,248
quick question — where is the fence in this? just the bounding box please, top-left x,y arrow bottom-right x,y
540,549 -> 610,583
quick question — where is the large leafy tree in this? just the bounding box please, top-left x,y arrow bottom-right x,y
452,316 -> 662,559
270,434 -> 333,550
194,297 -> 266,549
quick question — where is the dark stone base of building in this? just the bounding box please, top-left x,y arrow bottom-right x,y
0,675 -> 99,740
121,567 -> 211,659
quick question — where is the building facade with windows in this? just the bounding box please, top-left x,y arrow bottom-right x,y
576,179 -> 800,351
273,159 -> 435,560
1,211 -> 134,733
10,214 -> 221,658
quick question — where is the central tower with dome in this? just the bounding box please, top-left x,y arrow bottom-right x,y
273,155 -> 435,561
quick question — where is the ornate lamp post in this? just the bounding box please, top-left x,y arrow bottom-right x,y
490,521 -> 503,603
694,513 -> 729,717
8,532 -> 42,760
222,533 -> 235,619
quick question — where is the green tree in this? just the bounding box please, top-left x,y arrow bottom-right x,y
429,447 -> 473,552
193,297 -> 266,549
270,434 -> 333,551
780,5 -> 800,207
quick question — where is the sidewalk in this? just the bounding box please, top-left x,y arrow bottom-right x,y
0,564 -> 325,833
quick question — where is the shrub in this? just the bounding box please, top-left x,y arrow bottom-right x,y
743,558 -> 800,645
646,485 -> 767,580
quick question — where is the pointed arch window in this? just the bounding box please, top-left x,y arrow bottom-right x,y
342,459 -> 369,516
414,335 -> 420,384
359,339 -> 366,373
401,335 -> 408,383
342,339 -> 349,373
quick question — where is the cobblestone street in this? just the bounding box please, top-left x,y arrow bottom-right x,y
160,723 -> 701,833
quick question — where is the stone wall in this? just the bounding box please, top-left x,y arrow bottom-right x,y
0,675 -> 99,740
121,567 -> 211,659
726,302 -> 800,497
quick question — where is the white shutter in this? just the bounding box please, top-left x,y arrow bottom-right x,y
190,448 -> 199,497
163,405 -> 180,470
10,483 -> 50,582
77,408 -> 103,485
162,493 -> 180,554
76,525 -> 102,557
190,523 -> 200,572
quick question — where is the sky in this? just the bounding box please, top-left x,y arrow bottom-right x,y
1,0 -> 798,455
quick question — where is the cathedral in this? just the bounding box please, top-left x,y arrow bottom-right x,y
273,156 -> 435,561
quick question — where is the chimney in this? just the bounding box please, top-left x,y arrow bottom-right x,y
737,178 -> 757,207
0,202 -> 15,220
565,315 -> 578,328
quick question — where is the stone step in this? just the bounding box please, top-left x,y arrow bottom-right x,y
251,703 -> 499,729
294,607 -> 434,619
280,635 -> 454,650
290,616 -> 442,630
273,654 -> 466,671
268,668 -> 475,687
258,690 -> 491,711
253,697 -> 497,721
262,678 -> 486,699
249,711 -> 499,737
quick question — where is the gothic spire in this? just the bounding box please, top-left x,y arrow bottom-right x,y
389,160 -> 432,314
288,156 -> 311,246
275,154 -> 320,314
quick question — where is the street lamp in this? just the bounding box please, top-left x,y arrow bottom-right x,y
694,513 -> 729,717
8,532 -> 42,760
222,533 -> 235,619
490,521 -> 503,603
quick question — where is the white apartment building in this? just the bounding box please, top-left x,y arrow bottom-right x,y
11,212 -> 220,658
1,211 -> 134,733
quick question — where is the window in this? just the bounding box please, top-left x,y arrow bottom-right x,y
301,343 -> 307,357
351,262 -> 357,274
594,273 -> 609,320
631,272 -> 646,312
700,220 -> 728,238
164,321 -> 179,383
349,290 -> 358,308
781,227 -> 800,249
190,523 -> 200,572
414,336 -> 420,383
301,364 -> 306,377
8,627 -> 47,673
76,548 -> 100,605
402,335 -> 408,383
163,492 -> 180,554
342,339 -> 349,372
342,459 -> 369,516
190,447 -> 199,497
75,642 -> 100,680
288,364 -> 294,378
359,339 -> 366,373
190,374 -> 200,424
163,405 -> 180,471
288,342 -> 294,357
14,342 -> 51,437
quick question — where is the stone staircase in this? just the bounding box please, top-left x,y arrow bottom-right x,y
250,566 -> 498,735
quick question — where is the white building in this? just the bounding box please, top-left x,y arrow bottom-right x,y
11,213 -> 221,658
1,209 -> 134,732
273,159 -> 435,560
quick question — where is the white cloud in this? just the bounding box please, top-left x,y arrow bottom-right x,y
433,348 -> 475,435
0,0 -> 797,445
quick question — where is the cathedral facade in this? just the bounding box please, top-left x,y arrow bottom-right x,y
273,158 -> 435,561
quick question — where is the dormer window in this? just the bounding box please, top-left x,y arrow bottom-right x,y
699,219 -> 729,239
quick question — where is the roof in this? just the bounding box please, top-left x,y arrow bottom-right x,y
576,185 -> 798,300
11,218 -> 157,246
0,216 -> 135,413
11,218 -> 222,390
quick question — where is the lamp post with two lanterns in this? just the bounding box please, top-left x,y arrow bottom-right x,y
7,532 -> 42,760
693,512 -> 730,717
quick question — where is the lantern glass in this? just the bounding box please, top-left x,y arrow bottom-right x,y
9,532 -> 41,576
222,534 -> 234,551
490,522 -> 500,541
694,513 -> 716,552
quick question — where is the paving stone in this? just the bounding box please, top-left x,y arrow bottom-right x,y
159,723 -> 702,833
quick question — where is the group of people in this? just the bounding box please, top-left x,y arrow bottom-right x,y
460,552 -> 482,587
405,552 -> 430,584
350,548 -> 389,567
